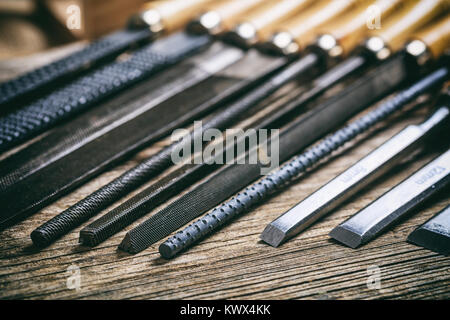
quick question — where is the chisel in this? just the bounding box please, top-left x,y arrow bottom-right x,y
262,105 -> 450,247
30,0 -> 403,246
225,0 -> 314,48
76,0 -> 378,247
1,1 -> 290,231
0,0 -> 213,110
159,70 -> 448,259
116,1 -> 449,253
330,148 -> 450,248
407,205 -> 450,256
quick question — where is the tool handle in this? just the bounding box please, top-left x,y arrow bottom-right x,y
411,16 -> 450,60
280,0 -> 358,50
240,0 -> 312,39
319,0 -> 404,56
204,0 -> 267,31
373,0 -> 448,53
141,0 -> 213,32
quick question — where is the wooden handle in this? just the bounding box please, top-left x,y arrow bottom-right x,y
411,16 -> 450,60
203,0 -> 267,31
141,0 -> 214,32
239,0 -> 313,40
318,0 -> 404,56
277,0 -> 358,50
373,0 -> 449,53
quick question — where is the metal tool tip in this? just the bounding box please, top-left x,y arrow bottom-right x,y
225,22 -> 257,48
159,241 -> 177,259
79,229 -> 96,247
128,9 -> 163,34
329,226 -> 363,248
407,229 -> 450,256
260,223 -> 287,247
118,233 -> 137,253
30,230 -> 50,248
188,11 -> 222,35
259,32 -> 298,56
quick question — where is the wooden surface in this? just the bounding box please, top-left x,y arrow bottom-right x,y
0,45 -> 449,300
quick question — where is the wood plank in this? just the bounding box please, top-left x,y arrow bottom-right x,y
0,45 -> 449,300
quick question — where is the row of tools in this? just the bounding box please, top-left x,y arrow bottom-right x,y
0,0 -> 449,258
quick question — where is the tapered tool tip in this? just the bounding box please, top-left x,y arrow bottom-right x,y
260,223 -> 287,247
30,229 -> 51,248
118,233 -> 137,253
329,226 -> 363,249
407,229 -> 450,256
159,242 -> 177,259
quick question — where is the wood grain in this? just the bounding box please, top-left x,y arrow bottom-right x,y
0,45 -> 449,300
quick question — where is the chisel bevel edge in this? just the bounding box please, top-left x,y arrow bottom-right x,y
407,204 -> 450,256
0,32 -> 211,153
158,67 -> 448,258
262,104 -> 450,247
125,52 -> 415,255
330,148 -> 450,248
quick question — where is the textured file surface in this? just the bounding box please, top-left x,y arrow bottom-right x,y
0,29 -> 153,107
0,32 -> 211,152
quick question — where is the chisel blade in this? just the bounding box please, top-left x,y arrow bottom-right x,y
330,148 -> 450,248
407,205 -> 450,256
262,103 -> 450,247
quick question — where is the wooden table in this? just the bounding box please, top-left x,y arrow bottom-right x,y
0,45 -> 449,300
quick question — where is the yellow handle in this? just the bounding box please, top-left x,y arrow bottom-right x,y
238,0 -> 313,41
373,0 -> 449,53
318,0 -> 405,56
277,0 -> 360,51
141,0 -> 214,32
409,16 -> 450,60
206,0 -> 267,32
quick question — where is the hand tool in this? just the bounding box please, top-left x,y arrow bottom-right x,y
261,0 -> 362,55
262,105 -> 450,247
0,32 -> 211,153
158,69 -> 449,258
120,51 -> 428,254
0,0 -> 212,110
29,0 -> 392,246
116,2 -> 449,253
225,0 -> 314,48
407,205 -> 450,256
188,0 -> 267,35
51,0 -> 445,247
330,148 -> 450,248
1,44 -> 286,232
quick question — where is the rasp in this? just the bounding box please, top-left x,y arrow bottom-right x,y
330,148 -> 450,248
159,68 -> 449,259
1,46 -> 287,232
0,32 -> 211,153
0,0 -> 212,110
263,103 -> 450,247
407,204 -> 450,256
29,0 -> 424,245
120,51 -> 415,254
